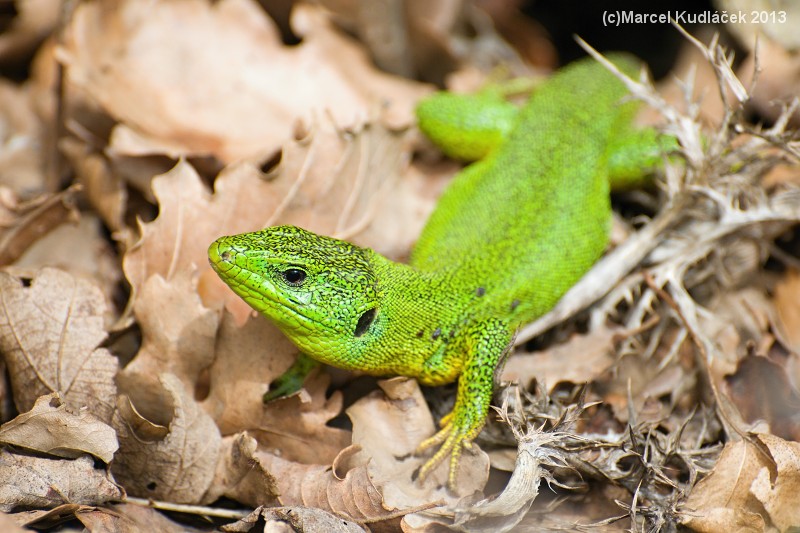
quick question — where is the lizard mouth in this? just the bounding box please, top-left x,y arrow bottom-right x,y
208,239 -> 323,330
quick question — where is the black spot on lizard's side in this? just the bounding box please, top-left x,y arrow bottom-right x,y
355,308 -> 377,337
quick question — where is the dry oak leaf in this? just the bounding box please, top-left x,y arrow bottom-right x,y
0,268 -> 118,423
128,116 -> 413,325
110,373 -> 221,505
120,271 -> 218,394
59,0 -> 426,163
681,433 -> 800,532
201,310 -> 350,464
0,392 -> 118,463
253,447 -> 392,524
0,451 -> 123,513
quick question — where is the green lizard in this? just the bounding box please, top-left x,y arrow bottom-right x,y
208,55 -> 667,488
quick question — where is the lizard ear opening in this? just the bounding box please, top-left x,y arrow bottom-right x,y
354,308 -> 377,337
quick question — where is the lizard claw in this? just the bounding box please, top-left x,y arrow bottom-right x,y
416,412 -> 482,490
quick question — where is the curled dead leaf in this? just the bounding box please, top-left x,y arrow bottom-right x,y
0,392 -> 118,463
110,373 -> 221,504
0,268 -> 118,422
253,449 -> 392,524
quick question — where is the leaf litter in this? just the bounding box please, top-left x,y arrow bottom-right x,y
1,0 -> 800,532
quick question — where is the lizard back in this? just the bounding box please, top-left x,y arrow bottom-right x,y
410,56 -> 641,323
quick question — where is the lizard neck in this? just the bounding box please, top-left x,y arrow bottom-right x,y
347,249 -> 485,381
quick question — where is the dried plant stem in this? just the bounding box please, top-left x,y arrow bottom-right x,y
122,496 -> 251,520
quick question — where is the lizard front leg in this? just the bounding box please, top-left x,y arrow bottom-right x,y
416,317 -> 513,489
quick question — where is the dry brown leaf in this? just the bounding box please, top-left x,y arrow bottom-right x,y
75,503 -> 207,533
0,452 -> 123,513
201,311 -> 350,463
128,121 -> 413,324
59,0 -> 426,163
0,392 -> 118,463
222,506 -> 367,533
254,448 -> 395,523
202,432 -> 279,508
120,271 -> 218,394
0,268 -> 118,422
0,186 -> 80,266
110,373 -> 221,504
502,327 -> 618,392
201,311 -> 296,432
682,433 -> 800,532
118,124 -> 422,422
252,450 -> 329,506
773,269 -> 800,353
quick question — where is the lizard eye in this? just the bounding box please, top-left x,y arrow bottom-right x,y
281,268 -> 306,286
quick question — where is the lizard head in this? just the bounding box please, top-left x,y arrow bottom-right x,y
208,225 -> 381,365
